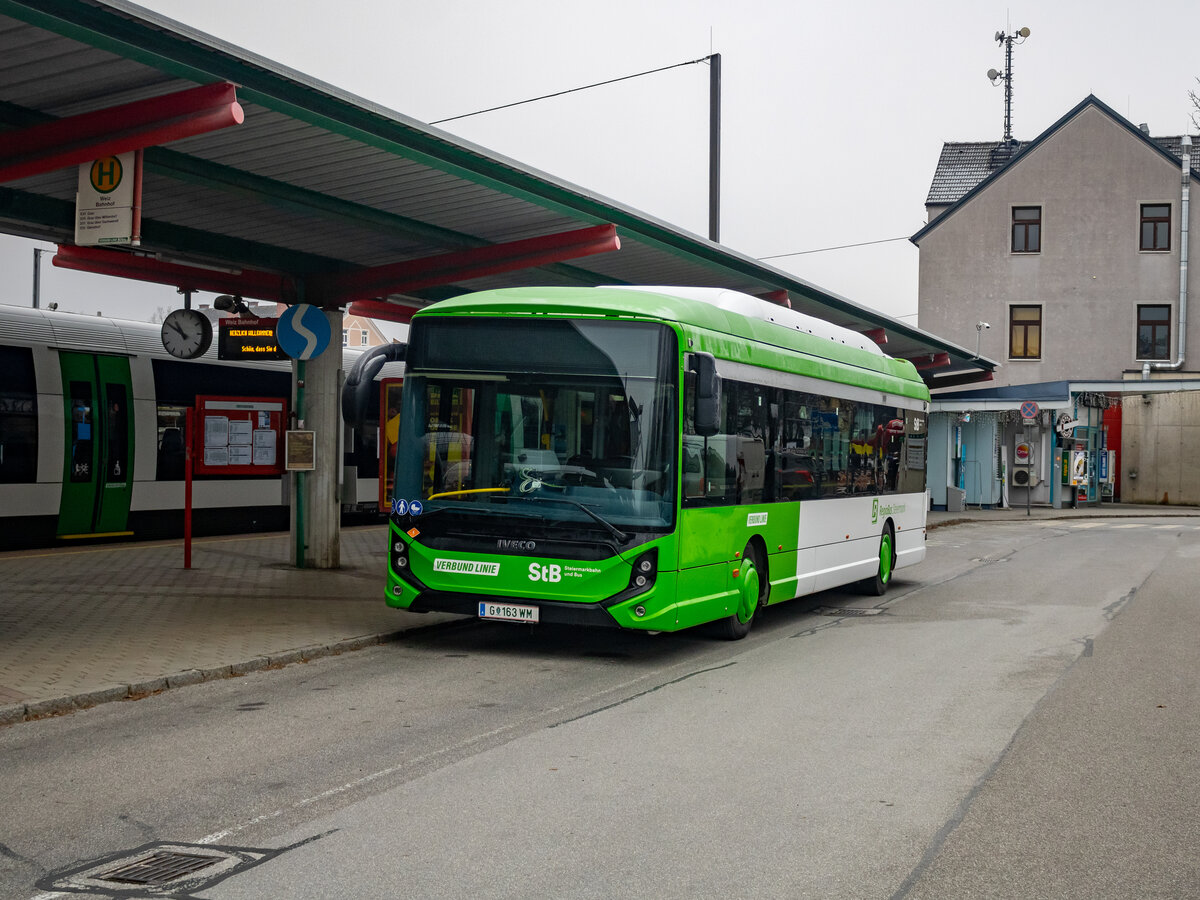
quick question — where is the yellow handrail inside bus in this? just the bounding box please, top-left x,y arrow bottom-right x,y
426,487 -> 512,501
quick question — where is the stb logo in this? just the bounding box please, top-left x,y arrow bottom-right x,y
528,563 -> 561,583
89,156 -> 123,193
872,498 -> 879,524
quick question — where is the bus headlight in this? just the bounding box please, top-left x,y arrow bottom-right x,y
627,549 -> 657,595
392,536 -> 420,586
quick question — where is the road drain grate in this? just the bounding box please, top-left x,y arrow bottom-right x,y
98,851 -> 223,885
818,607 -> 883,617
40,839 -> 324,896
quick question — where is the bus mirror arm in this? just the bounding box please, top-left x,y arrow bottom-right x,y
341,342 -> 406,431
692,352 -> 721,438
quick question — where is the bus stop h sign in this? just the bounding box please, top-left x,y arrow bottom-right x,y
275,304 -> 331,360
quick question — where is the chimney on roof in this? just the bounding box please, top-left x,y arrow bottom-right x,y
1139,123 -> 1150,135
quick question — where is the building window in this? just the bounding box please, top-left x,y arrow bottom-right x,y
1009,305 -> 1042,359
342,329 -> 349,347
1137,305 -> 1171,359
360,331 -> 369,346
1140,204 -> 1170,251
1011,206 -> 1041,253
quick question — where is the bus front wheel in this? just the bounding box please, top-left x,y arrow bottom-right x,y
715,543 -> 766,640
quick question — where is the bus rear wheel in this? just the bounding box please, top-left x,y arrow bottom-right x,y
715,543 -> 766,640
858,526 -> 895,596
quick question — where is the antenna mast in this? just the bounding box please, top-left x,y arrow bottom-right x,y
988,26 -> 1031,143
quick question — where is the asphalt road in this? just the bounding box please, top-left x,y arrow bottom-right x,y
3,517 -> 1198,899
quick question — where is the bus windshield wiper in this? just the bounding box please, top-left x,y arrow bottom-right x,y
514,495 -> 630,543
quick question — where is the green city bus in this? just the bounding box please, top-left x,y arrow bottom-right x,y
387,286 -> 929,638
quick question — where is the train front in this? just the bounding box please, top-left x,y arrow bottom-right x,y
386,310 -> 679,631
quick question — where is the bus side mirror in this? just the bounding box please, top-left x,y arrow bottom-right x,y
693,352 -> 721,437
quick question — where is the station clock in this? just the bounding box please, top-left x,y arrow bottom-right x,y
160,308 -> 214,360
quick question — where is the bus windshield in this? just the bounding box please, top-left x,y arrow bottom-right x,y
396,318 -> 677,532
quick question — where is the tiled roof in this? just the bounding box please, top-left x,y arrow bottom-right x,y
925,141 -> 1027,205
916,96 -> 1198,245
1152,136 -> 1194,161
926,133 -> 1194,207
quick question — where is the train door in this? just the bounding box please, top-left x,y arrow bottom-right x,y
57,352 -> 135,538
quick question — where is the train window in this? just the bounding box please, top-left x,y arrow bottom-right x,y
151,358 -> 290,405
0,346 -> 38,483
68,381 -> 94,483
156,404 -> 187,480
106,384 -> 129,483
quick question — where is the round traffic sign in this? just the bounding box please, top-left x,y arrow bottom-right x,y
1019,400 -> 1040,419
276,304 -> 331,360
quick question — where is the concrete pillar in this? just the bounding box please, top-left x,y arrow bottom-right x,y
290,307 -> 343,568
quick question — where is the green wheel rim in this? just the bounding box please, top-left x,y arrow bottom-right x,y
878,534 -> 894,584
737,562 -> 760,623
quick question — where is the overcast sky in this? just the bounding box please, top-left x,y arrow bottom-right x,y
3,0 -> 1198,325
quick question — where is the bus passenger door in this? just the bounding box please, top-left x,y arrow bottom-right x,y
379,377 -> 403,510
57,352 -> 135,538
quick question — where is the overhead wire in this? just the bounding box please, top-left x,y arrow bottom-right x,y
431,56 -> 714,125
757,236 -> 910,260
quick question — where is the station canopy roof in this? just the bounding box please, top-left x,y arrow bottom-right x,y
0,0 -> 994,388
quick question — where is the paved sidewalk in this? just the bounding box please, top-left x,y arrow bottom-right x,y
0,526 -> 457,726
926,499 -> 1200,529
2,505 -> 1197,727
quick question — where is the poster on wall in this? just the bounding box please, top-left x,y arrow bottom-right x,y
194,396 -> 287,476
1070,450 -> 1088,486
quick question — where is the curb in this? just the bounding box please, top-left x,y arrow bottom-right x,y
928,508 -> 1200,531
0,622 -> 461,728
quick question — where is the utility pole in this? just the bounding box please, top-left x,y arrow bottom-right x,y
708,53 -> 721,243
32,248 -> 43,308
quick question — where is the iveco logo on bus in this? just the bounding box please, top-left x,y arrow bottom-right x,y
497,539 -> 537,552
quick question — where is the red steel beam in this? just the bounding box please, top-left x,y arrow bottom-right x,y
0,83 -> 244,183
861,327 -> 888,345
346,299 -> 424,324
52,245 -> 295,302
309,224 -> 620,304
906,351 -> 952,370
758,290 -> 791,308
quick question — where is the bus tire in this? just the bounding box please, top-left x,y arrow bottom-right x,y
858,525 -> 895,596
715,543 -> 766,640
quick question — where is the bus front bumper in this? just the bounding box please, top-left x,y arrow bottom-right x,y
405,590 -> 623,628
387,572 -> 681,631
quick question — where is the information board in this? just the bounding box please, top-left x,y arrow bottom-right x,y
75,152 -> 140,246
285,430 -> 316,471
193,396 -> 287,476
218,317 -> 288,360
